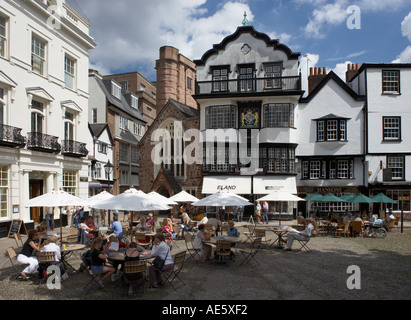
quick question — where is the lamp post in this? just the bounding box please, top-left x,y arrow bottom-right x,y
104,160 -> 114,225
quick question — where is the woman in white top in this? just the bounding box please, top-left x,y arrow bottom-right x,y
149,233 -> 174,288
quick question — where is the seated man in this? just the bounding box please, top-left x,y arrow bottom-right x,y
110,215 -> 123,239
283,218 -> 314,251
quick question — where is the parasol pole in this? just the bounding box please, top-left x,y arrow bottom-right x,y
130,211 -> 134,243
60,207 -> 63,245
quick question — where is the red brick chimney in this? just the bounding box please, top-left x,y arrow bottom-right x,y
345,63 -> 359,83
308,67 -> 327,95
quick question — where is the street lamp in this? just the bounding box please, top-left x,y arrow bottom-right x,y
104,160 -> 114,193
104,160 -> 114,227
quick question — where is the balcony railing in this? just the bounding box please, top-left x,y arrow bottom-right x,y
0,124 -> 26,148
196,76 -> 301,95
27,132 -> 61,154
61,140 -> 89,158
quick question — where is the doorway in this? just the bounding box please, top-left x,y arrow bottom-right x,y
29,180 -> 43,223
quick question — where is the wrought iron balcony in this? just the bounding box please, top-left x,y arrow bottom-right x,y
27,132 -> 61,154
61,140 -> 89,158
0,124 -> 26,148
195,76 -> 301,96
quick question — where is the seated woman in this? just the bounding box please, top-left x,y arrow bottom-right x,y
17,229 -> 42,280
134,217 -> 151,244
161,218 -> 177,242
146,213 -> 155,230
90,237 -> 116,288
149,233 -> 174,288
193,224 -> 213,262
121,242 -> 143,296
178,212 -> 192,238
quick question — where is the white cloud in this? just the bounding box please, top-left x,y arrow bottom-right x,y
304,1 -> 349,38
73,0 -> 252,79
401,11 -> 411,42
330,61 -> 352,81
393,46 -> 411,63
393,11 -> 411,62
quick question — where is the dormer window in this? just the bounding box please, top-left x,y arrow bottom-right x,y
131,95 -> 138,110
111,82 -> 122,99
314,114 -> 349,142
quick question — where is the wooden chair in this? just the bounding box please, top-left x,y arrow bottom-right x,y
64,234 -> 78,244
337,217 -> 343,226
184,233 -> 200,261
387,219 -> 397,232
161,251 -> 187,290
6,247 -> 28,279
69,228 -> 78,235
311,220 -> 326,237
215,240 -> 232,265
134,232 -> 151,248
36,251 -> 56,289
296,216 -> 304,225
351,220 -> 364,237
238,238 -> 262,268
254,228 -> 271,247
243,225 -> 256,243
123,260 -> 147,296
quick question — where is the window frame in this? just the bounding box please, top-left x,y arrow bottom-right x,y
301,158 -> 354,180
211,65 -> 230,93
263,103 -> 295,128
31,34 -> 47,76
0,14 -> 8,59
382,116 -> 401,141
263,63 -> 282,89
316,119 -> 348,142
205,105 -> 236,129
382,70 -> 400,94
64,54 -> 76,90
387,155 -> 405,181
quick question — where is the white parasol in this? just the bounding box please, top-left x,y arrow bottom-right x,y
169,190 -> 200,203
147,191 -> 178,205
192,191 -> 252,207
25,189 -> 88,244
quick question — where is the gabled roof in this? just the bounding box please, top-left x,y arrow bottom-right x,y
91,74 -> 146,123
194,25 -> 300,66
88,123 -> 114,146
138,98 -> 199,147
299,71 -> 366,103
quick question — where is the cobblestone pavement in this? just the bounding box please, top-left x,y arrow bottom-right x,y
1,218 -> 410,300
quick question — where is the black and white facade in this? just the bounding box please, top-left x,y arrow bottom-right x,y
194,26 -> 303,217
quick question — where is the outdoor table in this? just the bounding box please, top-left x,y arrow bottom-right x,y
320,221 -> 336,235
61,243 -> 86,273
204,236 -> 241,244
107,250 -> 153,262
267,227 -> 289,249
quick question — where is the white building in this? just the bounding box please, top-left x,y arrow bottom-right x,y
88,70 -> 146,195
348,63 -> 411,214
0,0 -> 95,235
194,25 -> 303,217
297,68 -> 366,214
87,123 -> 114,197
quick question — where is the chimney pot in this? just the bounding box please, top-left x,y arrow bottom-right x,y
323,67 -> 327,74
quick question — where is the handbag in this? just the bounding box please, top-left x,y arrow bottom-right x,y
152,247 -> 170,270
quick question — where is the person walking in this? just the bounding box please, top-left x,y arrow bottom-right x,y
262,201 -> 269,224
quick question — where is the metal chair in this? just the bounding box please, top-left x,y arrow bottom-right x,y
134,232 -> 151,248
254,228 -> 271,248
238,238 -> 262,268
243,225 -> 256,243
123,260 -> 147,297
36,251 -> 56,290
6,247 -> 28,280
161,251 -> 187,290
183,233 -> 200,261
297,238 -> 311,252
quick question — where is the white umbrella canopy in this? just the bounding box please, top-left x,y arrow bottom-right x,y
256,192 -> 306,202
169,190 -> 200,203
86,190 -> 114,207
25,189 -> 88,208
193,191 -> 252,207
90,188 -> 171,211
147,191 -> 178,206
25,189 -> 88,244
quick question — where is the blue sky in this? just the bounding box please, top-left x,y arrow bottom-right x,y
69,0 -> 411,91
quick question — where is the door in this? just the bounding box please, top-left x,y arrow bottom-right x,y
29,180 -> 43,223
